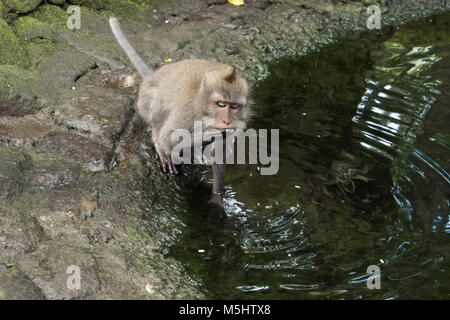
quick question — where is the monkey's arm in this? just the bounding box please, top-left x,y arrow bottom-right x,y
208,129 -> 230,207
209,163 -> 226,207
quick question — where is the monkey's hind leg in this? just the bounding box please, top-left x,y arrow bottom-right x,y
154,143 -> 179,175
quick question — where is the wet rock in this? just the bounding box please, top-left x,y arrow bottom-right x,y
40,131 -> 110,172
16,241 -> 101,299
0,147 -> 31,199
2,0 -> 43,14
114,113 -> 151,162
87,247 -> 165,299
0,269 -> 45,299
29,160 -> 79,193
0,115 -> 55,148
54,86 -> 134,144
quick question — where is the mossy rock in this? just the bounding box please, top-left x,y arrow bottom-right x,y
12,16 -> 55,40
29,4 -> 68,29
0,1 -> 5,19
49,0 -> 65,5
0,18 -> 30,68
2,0 -> 43,14
0,1 -> 16,22
69,0 -> 149,18
0,65 -> 43,102
68,0 -> 105,10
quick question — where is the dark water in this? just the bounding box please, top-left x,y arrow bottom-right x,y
168,13 -> 450,299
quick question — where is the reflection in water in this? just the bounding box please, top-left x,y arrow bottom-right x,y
168,12 -> 450,299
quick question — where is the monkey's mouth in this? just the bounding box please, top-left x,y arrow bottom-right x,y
201,128 -> 235,144
212,127 -> 235,132
203,125 -> 234,133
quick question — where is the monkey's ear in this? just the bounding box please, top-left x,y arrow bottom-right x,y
202,66 -> 236,90
222,66 -> 236,82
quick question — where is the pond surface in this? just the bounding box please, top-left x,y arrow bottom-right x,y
168,12 -> 450,299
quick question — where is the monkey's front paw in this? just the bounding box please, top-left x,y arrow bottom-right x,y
161,159 -> 179,175
157,150 -> 179,175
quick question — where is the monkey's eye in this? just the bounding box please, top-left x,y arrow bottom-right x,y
230,103 -> 242,109
216,101 -> 227,108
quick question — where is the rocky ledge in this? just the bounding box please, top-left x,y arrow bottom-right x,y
0,0 -> 449,299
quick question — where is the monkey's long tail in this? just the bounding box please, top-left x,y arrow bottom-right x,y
109,17 -> 153,78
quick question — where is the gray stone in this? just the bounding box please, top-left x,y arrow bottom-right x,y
40,131 -> 110,172
0,148 -> 30,199
0,115 -> 55,148
0,205 -> 45,261
54,86 -> 134,144
16,241 -> 101,299
0,269 -> 45,299
29,160 -> 79,193
36,50 -> 97,90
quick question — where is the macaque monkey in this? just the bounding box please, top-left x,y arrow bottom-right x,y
109,17 -> 251,206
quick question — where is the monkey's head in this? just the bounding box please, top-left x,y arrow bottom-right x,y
200,65 -> 251,131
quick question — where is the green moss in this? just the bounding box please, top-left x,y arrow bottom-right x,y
0,65 -> 40,99
48,0 -> 65,4
11,17 -> 57,70
0,18 -> 30,68
29,4 -> 67,29
0,1 -> 5,20
13,16 -> 54,40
